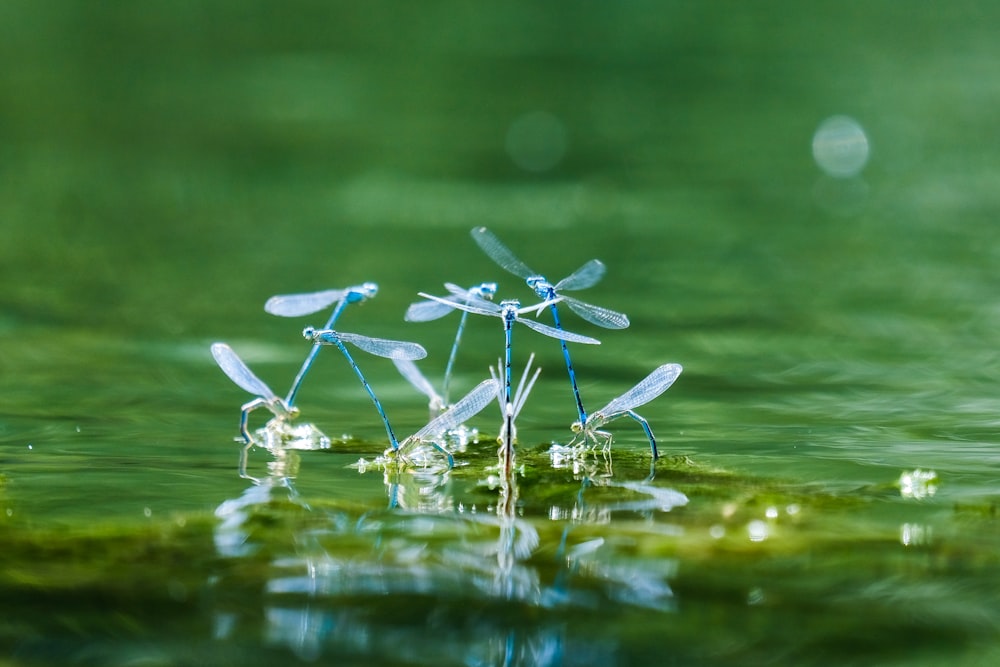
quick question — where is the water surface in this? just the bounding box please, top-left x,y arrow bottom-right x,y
2,2 -> 999,665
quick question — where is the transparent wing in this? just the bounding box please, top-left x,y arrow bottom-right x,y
392,358 -> 442,404
598,363 -> 682,416
417,292 -> 501,318
554,259 -> 606,292
210,342 -> 276,399
404,282 -> 474,322
410,378 -> 499,442
488,361 -> 507,419
443,282 -> 470,297
516,297 -> 561,316
336,331 -> 428,361
516,317 -> 601,344
511,353 -> 541,419
264,288 -> 346,317
561,295 -> 630,329
470,226 -> 536,279
405,298 -> 456,322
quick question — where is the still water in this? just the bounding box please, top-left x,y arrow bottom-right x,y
2,2 -> 999,665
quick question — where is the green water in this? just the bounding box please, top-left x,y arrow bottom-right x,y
3,2 -> 1000,665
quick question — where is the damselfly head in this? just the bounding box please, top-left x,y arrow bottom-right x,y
344,282 -> 379,305
570,420 -> 583,433
302,326 -> 317,340
476,282 -> 499,299
530,275 -> 558,296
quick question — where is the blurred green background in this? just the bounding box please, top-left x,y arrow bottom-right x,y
2,2 -> 1000,665
6,1 -> 997,334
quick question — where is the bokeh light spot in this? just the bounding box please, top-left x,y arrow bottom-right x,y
812,115 -> 870,178
747,519 -> 769,542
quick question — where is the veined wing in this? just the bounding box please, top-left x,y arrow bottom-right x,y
489,354 -> 540,420
405,298 -> 456,322
404,283 -> 472,322
516,297 -> 561,317
264,288 -> 346,317
597,363 -> 682,417
210,342 -> 277,399
409,378 -> 499,442
417,292 -> 501,318
470,226 -> 536,279
487,362 -> 506,419
443,282 -> 471,297
511,352 -> 541,419
393,358 -> 442,405
561,295 -> 630,329
335,331 -> 428,361
516,317 -> 601,344
554,258 -> 606,292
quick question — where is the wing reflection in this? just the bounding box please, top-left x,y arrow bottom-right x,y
212,445 -> 688,664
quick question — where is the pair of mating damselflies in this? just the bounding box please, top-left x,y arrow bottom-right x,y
409,226 -> 622,425
213,334 -> 499,469
213,283 -> 497,468
411,226 -> 682,459
213,281 -> 385,442
211,323 -> 429,459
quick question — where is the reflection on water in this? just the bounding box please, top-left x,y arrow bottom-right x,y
212,441 -> 689,664
240,417 -> 330,480
6,3 -> 1000,664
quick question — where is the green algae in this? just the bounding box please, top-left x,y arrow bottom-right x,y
2,444 -> 998,665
